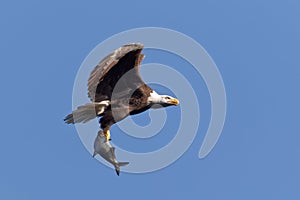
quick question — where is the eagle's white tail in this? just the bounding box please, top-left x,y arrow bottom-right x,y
64,101 -> 109,124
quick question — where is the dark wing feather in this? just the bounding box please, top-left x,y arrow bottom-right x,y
88,43 -> 150,102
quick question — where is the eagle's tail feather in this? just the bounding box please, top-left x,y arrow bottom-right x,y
64,101 -> 110,124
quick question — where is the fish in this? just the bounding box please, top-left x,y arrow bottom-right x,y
93,131 -> 129,176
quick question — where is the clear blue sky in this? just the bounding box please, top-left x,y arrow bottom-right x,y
1,0 -> 300,199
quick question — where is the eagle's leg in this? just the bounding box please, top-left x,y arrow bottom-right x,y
103,127 -> 111,142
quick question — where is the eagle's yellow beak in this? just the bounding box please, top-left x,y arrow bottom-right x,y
168,98 -> 180,106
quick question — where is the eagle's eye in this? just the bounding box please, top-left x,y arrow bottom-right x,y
165,96 -> 171,100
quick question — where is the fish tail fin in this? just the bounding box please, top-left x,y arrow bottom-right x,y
114,162 -> 129,176
115,167 -> 120,176
118,162 -> 129,166
64,101 -> 110,124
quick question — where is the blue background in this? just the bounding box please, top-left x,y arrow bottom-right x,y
1,0 -> 299,199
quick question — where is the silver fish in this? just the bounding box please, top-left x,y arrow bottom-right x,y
93,131 -> 129,176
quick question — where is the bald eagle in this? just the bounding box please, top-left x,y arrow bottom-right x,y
64,43 -> 179,141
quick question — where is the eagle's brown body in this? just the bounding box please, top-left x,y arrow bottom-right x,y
98,85 -> 153,130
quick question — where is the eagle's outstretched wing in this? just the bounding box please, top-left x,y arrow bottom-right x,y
88,43 -> 150,102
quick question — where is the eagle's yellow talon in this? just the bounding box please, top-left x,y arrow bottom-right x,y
104,129 -> 110,142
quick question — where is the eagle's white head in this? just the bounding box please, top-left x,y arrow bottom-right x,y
147,91 -> 179,108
